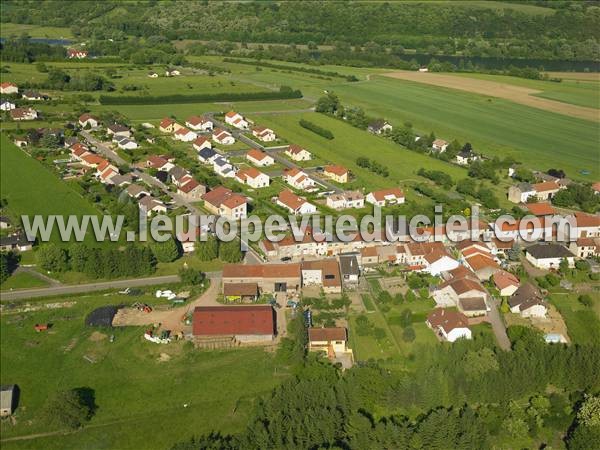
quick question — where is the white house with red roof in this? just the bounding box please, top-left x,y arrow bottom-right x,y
277,190 -> 317,215
432,139 -> 449,152
212,128 -> 235,145
285,144 -> 312,161
0,82 -> 18,94
427,308 -> 472,342
366,188 -> 405,207
70,143 -> 90,160
493,270 -> 520,297
252,126 -> 276,142
246,149 -> 274,167
202,186 -> 247,220
192,136 -> 212,152
146,155 -> 175,172
235,167 -> 270,189
224,111 -> 248,129
173,127 -> 197,142
185,116 -> 213,131
10,107 -> 37,121
96,160 -> 119,185
283,168 -> 315,191
78,113 -> 100,128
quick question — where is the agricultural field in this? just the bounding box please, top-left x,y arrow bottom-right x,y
450,71 -> 600,109
0,23 -> 74,39
0,293 -> 284,450
331,75 -> 599,180
0,134 -> 102,244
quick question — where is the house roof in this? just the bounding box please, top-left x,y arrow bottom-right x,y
433,139 -> 448,146
1,82 -> 17,89
179,179 -> 203,193
324,165 -> 348,177
174,127 -> 193,136
533,181 -> 560,193
186,115 -> 208,126
308,327 -> 347,342
138,196 -> 163,210
79,113 -> 99,122
442,277 -> 486,296
287,144 -> 307,155
525,202 -> 556,216
160,117 -> 175,128
338,254 -> 360,276
427,308 -> 469,333
81,154 -> 105,165
493,270 -> 520,290
574,212 -> 600,228
198,147 -> 217,159
592,182 -> 600,193
278,190 -> 307,211
368,119 -> 389,130
247,149 -> 270,162
225,111 -> 239,118
223,263 -> 301,279
302,259 -> 341,288
236,167 -> 264,182
221,193 -> 247,209
465,254 -> 499,272
146,155 -> 169,168
223,283 -> 259,297
509,282 -> 545,310
107,123 -> 129,133
369,188 -> 404,202
458,297 -> 487,312
192,305 -> 274,336
526,243 -> 573,259
126,184 -> 148,197
10,107 -> 35,118
213,128 -> 231,139
194,136 -> 210,146
202,186 -> 245,209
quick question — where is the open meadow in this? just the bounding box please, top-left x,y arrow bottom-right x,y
0,293 -> 285,450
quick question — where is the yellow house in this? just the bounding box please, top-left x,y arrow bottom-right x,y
323,165 -> 348,183
308,327 -> 353,367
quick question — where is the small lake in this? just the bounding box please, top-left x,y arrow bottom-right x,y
0,37 -> 73,45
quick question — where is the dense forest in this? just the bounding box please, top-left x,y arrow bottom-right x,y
2,1 -> 599,62
171,315 -> 600,449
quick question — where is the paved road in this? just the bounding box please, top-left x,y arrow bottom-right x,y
0,272 -> 221,301
486,298 -> 512,351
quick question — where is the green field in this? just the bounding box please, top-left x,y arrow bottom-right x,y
0,271 -> 49,290
549,291 -> 600,345
0,23 -> 74,39
0,294 -> 284,450
452,72 -> 600,109
331,76 -> 599,180
254,111 -> 469,189
0,134 -> 102,244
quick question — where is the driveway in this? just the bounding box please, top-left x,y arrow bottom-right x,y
486,297 -> 512,351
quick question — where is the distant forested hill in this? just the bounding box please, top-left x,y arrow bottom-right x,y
1,0 -> 599,61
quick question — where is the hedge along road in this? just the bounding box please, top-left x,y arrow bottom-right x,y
0,272 -> 221,301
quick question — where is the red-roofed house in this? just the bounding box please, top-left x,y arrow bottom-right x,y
252,126 -> 276,142
185,116 -> 213,131
224,111 -> 248,129
81,154 -> 106,168
212,128 -> 235,145
78,113 -> 100,128
493,270 -> 520,297
533,181 -> 561,201
366,188 -> 405,207
235,167 -> 270,189
285,144 -> 311,161
324,165 -> 349,183
246,149 -> 274,167
426,308 -> 471,342
173,127 -> 197,142
10,107 -> 37,121
67,48 -> 88,59
592,182 -> 600,195
0,82 -> 18,95
222,263 -> 301,293
277,190 -> 317,215
159,117 -> 183,133
146,155 -> 174,172
283,168 -> 315,190
192,136 -> 212,152
177,179 -> 206,200
202,186 -> 247,220
192,305 -> 275,342
525,202 -> 557,216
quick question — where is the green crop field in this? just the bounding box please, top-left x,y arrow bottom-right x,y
452,72 -> 600,109
0,134 -> 102,244
0,294 -> 284,450
0,23 -> 74,39
330,76 -> 600,180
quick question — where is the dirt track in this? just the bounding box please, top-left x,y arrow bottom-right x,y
382,71 -> 599,122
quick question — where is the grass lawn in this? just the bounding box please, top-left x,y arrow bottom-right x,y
0,134 -> 103,245
348,313 -> 398,362
548,291 -> 600,345
331,76 -> 599,180
0,294 -> 285,450
0,271 -> 49,290
253,112 -> 469,190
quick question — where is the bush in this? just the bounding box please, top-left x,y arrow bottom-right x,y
402,327 -> 416,342
578,294 -> 593,308
42,389 -> 95,429
179,268 -> 205,286
299,119 -> 334,140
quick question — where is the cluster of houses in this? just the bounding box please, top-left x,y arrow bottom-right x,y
1,82 -> 46,121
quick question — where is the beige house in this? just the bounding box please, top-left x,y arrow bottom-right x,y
222,263 -> 301,294
323,165 -> 349,183
285,144 -> 311,161
202,186 -> 247,220
308,327 -> 354,367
